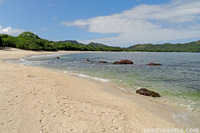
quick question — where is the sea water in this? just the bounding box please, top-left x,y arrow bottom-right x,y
10,52 -> 200,112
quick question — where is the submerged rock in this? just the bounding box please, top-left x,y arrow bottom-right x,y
86,59 -> 90,62
113,60 -> 133,64
99,61 -> 108,63
136,88 -> 161,97
147,63 -> 162,66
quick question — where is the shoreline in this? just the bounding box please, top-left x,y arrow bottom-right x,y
15,51 -> 200,114
0,48 -> 199,132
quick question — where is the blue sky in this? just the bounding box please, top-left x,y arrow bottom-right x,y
0,0 -> 200,47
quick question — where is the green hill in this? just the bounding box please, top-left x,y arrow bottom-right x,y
0,32 -> 200,52
126,42 -> 200,52
0,32 -> 122,51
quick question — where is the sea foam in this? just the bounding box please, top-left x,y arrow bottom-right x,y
64,71 -> 109,82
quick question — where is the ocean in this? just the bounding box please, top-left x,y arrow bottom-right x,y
10,52 -> 200,112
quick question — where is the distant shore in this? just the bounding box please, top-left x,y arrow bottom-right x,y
0,48 -> 199,132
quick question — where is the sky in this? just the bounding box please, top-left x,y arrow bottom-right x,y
0,0 -> 200,47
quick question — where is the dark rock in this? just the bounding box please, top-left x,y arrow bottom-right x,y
86,59 -> 90,62
147,63 -> 162,66
56,56 -> 60,59
99,61 -> 108,63
136,88 -> 161,97
113,60 -> 133,64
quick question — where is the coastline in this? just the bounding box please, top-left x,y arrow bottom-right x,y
0,48 -> 199,132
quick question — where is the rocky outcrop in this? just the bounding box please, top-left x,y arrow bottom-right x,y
99,61 -> 108,63
113,60 -> 133,64
136,88 -> 161,97
147,63 -> 162,66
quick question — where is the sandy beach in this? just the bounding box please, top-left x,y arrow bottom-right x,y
0,48 -> 199,133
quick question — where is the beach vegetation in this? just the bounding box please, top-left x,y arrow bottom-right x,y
0,35 -> 2,47
0,32 -> 200,52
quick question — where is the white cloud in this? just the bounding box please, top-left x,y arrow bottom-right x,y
41,27 -> 48,31
62,0 -> 200,46
0,26 -> 24,36
46,2 -> 55,7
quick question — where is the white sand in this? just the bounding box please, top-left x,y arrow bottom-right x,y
0,48 -> 199,133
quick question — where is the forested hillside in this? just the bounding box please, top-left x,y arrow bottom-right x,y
126,42 -> 200,52
0,32 -> 200,52
0,32 -> 122,51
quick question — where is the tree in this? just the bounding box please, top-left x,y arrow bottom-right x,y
19,32 -> 39,39
1,32 -> 199,52
0,35 -> 2,47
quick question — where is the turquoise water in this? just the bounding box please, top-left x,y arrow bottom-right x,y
13,52 -> 200,112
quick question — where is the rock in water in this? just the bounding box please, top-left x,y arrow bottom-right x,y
113,60 -> 133,64
147,63 -> 162,66
86,59 -> 90,62
56,56 -> 60,59
136,88 -> 161,97
99,61 -> 108,63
